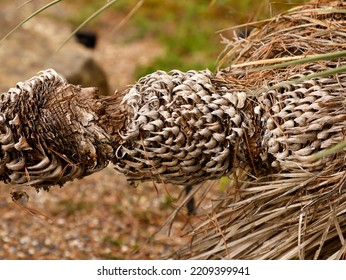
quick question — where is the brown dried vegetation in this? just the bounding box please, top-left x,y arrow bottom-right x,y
2,0 -> 346,260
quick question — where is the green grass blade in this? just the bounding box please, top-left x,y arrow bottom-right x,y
247,50 -> 346,73
249,64 -> 346,97
56,0 -> 119,52
271,65 -> 346,90
0,0 -> 61,46
310,140 -> 346,161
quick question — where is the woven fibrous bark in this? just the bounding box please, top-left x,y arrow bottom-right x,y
113,70 -> 257,185
0,70 -> 123,189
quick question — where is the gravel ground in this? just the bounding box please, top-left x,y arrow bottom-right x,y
0,167 -> 199,260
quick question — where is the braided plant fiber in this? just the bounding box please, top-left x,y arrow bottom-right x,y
174,0 -> 346,259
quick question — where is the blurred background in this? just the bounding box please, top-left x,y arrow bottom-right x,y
0,0 -> 304,259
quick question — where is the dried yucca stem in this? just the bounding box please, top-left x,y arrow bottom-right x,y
0,0 -> 346,260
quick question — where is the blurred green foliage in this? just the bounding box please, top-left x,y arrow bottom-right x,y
119,0 -> 304,77
69,0 -> 304,77
119,0 -> 257,77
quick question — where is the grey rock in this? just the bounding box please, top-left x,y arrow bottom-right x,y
0,13 -> 109,95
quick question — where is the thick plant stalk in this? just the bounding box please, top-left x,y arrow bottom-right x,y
2,62 -> 346,190
1,69 -> 253,188
115,66 -> 346,183
0,70 -> 242,187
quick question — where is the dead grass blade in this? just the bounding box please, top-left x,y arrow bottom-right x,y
0,0 -> 61,46
111,0 -> 144,33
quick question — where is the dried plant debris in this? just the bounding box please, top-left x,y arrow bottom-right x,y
1,0 -> 346,260
174,0 -> 346,260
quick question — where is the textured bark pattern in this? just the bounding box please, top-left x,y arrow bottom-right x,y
112,66 -> 346,185
0,70 -> 122,189
113,70 -> 256,185
1,67 -> 346,188
259,69 -> 346,172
